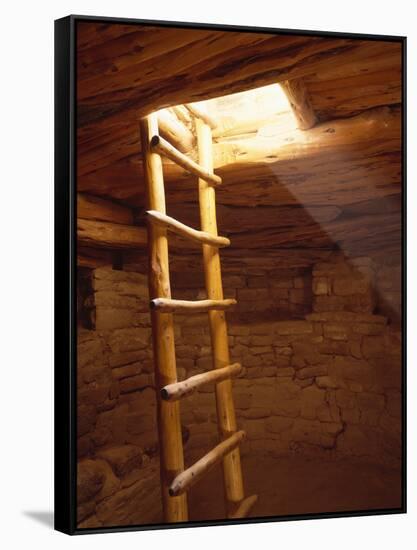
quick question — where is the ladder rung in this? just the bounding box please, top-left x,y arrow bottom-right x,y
169,431 -> 246,496
147,210 -> 230,248
150,135 -> 222,186
151,298 -> 237,313
161,363 -> 242,402
229,495 -> 258,519
184,103 -> 217,129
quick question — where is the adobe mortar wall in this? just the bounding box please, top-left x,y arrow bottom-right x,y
76,254 -> 401,527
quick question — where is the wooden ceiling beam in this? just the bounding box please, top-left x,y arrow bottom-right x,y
172,105 -> 192,125
280,78 -> 317,130
78,36 -> 397,128
78,105 -> 400,198
77,218 -> 147,249
184,102 -> 217,129
212,106 -> 400,172
74,24 -> 402,264
77,193 -> 134,225
79,31 -> 279,102
77,246 -> 116,269
157,108 -> 195,153
78,152 -> 400,213
77,212 -> 209,253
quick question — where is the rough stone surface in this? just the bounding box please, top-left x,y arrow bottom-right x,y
77,460 -> 106,504
76,255 -> 401,527
96,445 -> 143,477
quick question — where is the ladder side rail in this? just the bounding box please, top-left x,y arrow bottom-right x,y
229,495 -> 259,519
140,114 -> 188,523
196,117 -> 245,511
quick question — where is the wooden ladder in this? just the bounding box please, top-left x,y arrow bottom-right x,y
140,107 -> 257,523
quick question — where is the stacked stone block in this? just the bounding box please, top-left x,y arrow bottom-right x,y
76,253 -> 401,526
77,269 -> 160,528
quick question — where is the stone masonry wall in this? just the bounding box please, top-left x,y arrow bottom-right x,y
76,254 -> 401,527
76,264 -> 309,527
169,268 -> 312,320
77,269 -> 160,528
374,256 -> 402,323
311,254 -> 402,322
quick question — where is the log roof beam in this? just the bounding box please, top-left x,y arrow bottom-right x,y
281,78 -> 317,130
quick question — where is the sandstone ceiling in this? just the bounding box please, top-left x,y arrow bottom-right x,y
76,21 -> 403,270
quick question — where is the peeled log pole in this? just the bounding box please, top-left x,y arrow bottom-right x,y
229,494 -> 258,519
147,210 -> 230,248
281,78 -> 317,130
169,431 -> 246,497
184,102 -> 217,129
161,363 -> 242,401
77,218 -> 147,249
172,105 -> 192,125
151,298 -> 236,313
140,114 -> 188,523
157,108 -> 195,153
151,135 -> 222,186
196,116 -> 245,508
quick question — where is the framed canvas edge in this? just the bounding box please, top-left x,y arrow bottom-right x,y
54,13 -> 407,536
54,15 -> 77,536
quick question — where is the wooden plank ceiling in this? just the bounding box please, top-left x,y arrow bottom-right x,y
76,21 -> 402,270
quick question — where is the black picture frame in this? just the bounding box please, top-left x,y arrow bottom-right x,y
54,14 -> 407,535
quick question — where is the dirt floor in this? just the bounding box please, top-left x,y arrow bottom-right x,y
187,455 -> 402,522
